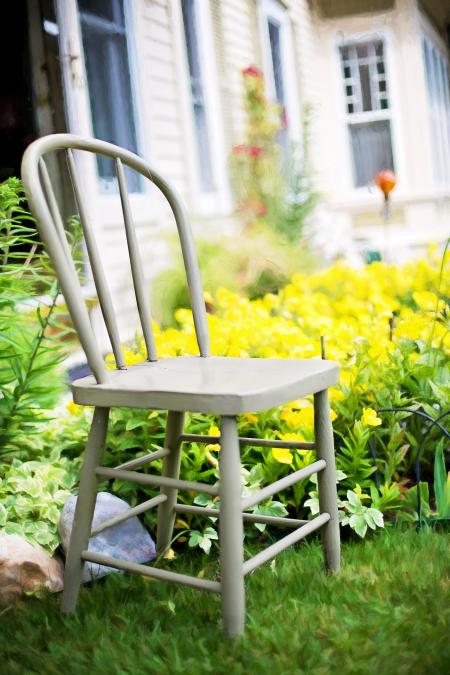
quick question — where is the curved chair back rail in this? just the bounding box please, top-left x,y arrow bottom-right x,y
21,134 -> 210,384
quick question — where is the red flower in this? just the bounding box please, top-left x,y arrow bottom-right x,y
248,146 -> 262,157
254,201 -> 267,216
242,65 -> 263,78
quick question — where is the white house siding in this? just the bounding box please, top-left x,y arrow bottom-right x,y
213,0 -> 260,148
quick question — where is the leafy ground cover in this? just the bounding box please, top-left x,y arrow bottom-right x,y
1,528 -> 448,674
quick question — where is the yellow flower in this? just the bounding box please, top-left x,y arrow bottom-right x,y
354,484 -> 370,500
66,401 -> 81,416
242,413 -> 258,425
272,447 -> 293,464
361,407 -> 382,427
149,411 -> 159,419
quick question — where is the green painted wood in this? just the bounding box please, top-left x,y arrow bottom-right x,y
156,411 -> 185,556
180,433 -> 315,450
116,157 -> 157,362
95,465 -> 219,496
314,390 -> 341,573
61,407 -> 109,613
81,550 -> 221,593
72,356 -> 339,415
174,503 -> 308,528
90,494 -> 167,537
21,133 -> 210,376
243,513 -> 330,575
219,416 -> 245,638
116,447 -> 170,470
67,149 -> 126,370
241,459 -> 326,510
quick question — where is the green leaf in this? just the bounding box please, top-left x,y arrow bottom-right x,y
0,502 -> 8,526
349,514 -> 367,538
434,444 -> 450,518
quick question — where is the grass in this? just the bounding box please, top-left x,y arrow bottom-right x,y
1,528 -> 449,674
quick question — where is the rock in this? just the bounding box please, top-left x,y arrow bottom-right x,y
0,534 -> 64,604
59,492 -> 156,581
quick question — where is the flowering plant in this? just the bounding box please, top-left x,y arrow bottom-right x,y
230,66 -> 317,241
50,249 -> 449,553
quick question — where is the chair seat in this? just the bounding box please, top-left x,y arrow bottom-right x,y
72,356 -> 339,415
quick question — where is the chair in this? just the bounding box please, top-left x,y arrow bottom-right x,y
21,134 -> 340,638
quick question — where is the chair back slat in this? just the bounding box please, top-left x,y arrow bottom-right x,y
116,158 -> 157,361
21,134 -> 210,382
39,158 -> 74,266
26,155 -> 110,383
67,149 -> 126,370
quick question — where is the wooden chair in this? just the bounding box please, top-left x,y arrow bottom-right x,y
21,134 -> 340,638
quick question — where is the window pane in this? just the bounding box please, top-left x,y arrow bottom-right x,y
340,39 -> 388,113
422,36 -> 450,186
359,64 -> 372,111
181,0 -> 214,193
78,0 -> 122,25
79,0 -> 139,192
349,120 -> 394,187
268,19 -> 285,105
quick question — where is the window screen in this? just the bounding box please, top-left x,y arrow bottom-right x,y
349,120 -> 394,187
78,0 -> 140,192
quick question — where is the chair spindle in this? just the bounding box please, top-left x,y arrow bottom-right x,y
116,158 -> 157,362
67,149 -> 126,370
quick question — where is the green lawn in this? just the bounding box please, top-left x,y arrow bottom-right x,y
1,528 -> 449,675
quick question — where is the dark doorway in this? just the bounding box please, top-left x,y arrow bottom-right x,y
0,2 -> 36,181
1,1 -> 71,206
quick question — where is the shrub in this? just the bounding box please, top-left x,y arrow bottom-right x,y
0,179 -> 77,460
48,249 -> 449,551
230,66 -> 318,242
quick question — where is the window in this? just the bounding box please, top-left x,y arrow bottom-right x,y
181,0 -> 214,193
339,39 -> 394,188
78,0 -> 140,192
422,36 -> 450,188
259,0 -> 299,147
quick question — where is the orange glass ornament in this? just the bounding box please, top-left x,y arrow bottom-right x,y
375,169 -> 397,196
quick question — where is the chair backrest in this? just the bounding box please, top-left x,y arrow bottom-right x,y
21,134 -> 210,384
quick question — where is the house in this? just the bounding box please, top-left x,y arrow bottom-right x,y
2,0 -> 450,348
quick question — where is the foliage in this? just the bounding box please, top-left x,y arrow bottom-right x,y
37,250 -> 448,553
434,443 -> 450,518
1,530 -> 449,674
230,65 -> 318,242
0,179 -> 75,460
151,229 -> 316,327
0,450 -> 80,553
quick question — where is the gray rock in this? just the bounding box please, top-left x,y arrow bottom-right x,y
0,534 -> 64,604
59,492 -> 156,581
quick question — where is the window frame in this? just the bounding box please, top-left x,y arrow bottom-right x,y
77,0 -> 143,194
176,0 -> 231,216
334,29 -> 404,195
420,12 -> 450,190
258,0 -> 301,144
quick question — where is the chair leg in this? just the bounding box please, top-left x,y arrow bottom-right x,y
219,415 -> 245,638
314,389 -> 341,572
156,410 -> 185,556
61,406 -> 109,614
